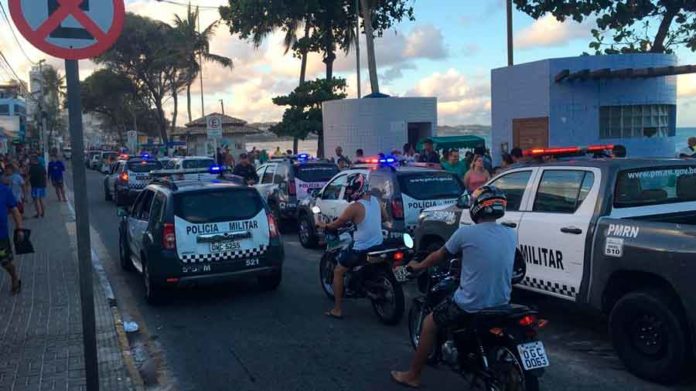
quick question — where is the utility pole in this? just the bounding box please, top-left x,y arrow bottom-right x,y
355,0 -> 361,98
219,99 -> 224,115
198,11 -> 205,117
507,0 -> 514,66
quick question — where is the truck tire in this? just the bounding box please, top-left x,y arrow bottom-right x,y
609,289 -> 689,383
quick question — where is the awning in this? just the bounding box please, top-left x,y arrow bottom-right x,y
555,64 -> 696,83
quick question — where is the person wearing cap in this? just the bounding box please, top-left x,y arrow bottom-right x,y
678,137 -> 696,158
418,139 -> 440,164
232,153 -> 259,185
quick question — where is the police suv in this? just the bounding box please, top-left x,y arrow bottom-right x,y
104,156 -> 163,206
297,157 -> 464,248
118,178 -> 284,304
167,157 -> 217,180
415,146 -> 696,383
255,155 -> 339,226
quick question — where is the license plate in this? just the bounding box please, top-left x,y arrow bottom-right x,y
211,241 -> 241,252
393,266 -> 408,282
517,341 -> 549,370
136,175 -> 148,181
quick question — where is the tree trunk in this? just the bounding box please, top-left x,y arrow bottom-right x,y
186,82 -> 193,123
293,138 -> 299,155
650,7 -> 677,53
295,23 -> 311,155
154,97 -> 169,147
171,90 -> 178,133
360,0 -> 379,94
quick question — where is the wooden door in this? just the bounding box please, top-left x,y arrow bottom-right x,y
513,117 -> 549,150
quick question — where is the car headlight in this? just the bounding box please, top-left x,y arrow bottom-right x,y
419,210 -> 458,225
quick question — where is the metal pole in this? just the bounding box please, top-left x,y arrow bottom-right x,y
198,11 -> 205,116
42,116 -> 48,166
355,0 -> 361,98
506,0 -> 514,66
219,99 -> 224,115
65,59 -> 99,391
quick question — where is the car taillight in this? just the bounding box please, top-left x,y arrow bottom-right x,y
518,314 -> 537,327
393,251 -> 405,264
268,214 -> 279,238
163,223 -> 176,250
119,172 -> 129,183
391,199 -> 404,220
288,180 -> 296,196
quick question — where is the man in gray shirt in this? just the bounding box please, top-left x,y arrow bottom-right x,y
391,186 -> 516,388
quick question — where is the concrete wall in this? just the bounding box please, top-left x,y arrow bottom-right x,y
491,54 -> 678,163
322,97 -> 437,158
548,54 -> 677,157
491,59 -> 550,164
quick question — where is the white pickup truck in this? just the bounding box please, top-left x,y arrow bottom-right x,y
415,158 -> 696,383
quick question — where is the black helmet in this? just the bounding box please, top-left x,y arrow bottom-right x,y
346,173 -> 369,201
469,185 -> 507,223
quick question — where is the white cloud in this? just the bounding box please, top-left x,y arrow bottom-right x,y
405,69 -> 491,125
677,74 -> 696,98
404,25 -> 448,59
516,14 -> 592,50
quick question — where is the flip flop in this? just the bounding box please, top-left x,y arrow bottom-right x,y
324,311 -> 344,320
11,280 -> 21,295
390,371 -> 420,389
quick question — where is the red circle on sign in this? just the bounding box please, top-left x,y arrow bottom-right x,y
9,0 -> 125,60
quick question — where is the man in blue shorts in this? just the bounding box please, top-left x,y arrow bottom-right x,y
29,155 -> 47,218
48,155 -> 67,202
0,178 -> 24,294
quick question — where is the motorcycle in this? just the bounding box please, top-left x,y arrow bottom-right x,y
314,206 -> 412,325
407,256 -> 547,391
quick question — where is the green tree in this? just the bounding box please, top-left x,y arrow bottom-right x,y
270,78 -> 347,149
30,65 -> 66,150
174,5 -> 233,123
95,13 -> 179,145
513,0 -> 696,54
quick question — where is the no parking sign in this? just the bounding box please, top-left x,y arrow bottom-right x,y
9,0 -> 125,60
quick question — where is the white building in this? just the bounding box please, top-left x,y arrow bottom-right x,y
322,97 -> 436,158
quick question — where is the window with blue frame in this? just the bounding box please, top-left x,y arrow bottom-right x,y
599,104 -> 676,139
0,104 -> 9,115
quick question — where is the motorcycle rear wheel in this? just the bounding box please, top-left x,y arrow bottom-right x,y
370,270 -> 405,325
485,345 -> 539,391
319,253 -> 336,300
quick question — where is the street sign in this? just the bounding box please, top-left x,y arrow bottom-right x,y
207,115 -> 223,140
9,0 -> 125,60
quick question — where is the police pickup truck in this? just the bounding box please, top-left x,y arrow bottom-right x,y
415,152 -> 696,383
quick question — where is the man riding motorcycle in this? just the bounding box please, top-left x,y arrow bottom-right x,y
391,185 -> 516,388
317,174 -> 389,319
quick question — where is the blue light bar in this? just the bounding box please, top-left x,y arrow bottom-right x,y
209,165 -> 223,174
140,152 -> 151,159
298,153 -> 310,160
378,156 -> 397,165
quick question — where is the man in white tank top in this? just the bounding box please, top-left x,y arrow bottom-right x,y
318,174 -> 389,319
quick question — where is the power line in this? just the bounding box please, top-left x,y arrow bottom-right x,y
156,0 -> 221,11
0,2 -> 37,65
0,50 -> 22,82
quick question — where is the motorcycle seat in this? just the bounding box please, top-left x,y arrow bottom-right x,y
473,304 -> 532,318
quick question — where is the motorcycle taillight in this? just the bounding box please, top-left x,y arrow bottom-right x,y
518,315 -> 537,327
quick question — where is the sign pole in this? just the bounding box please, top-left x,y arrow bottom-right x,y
65,59 -> 99,391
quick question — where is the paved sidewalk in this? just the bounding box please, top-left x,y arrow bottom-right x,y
0,194 -> 135,390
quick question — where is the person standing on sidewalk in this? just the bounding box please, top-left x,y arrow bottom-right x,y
3,164 -> 25,216
28,156 -> 47,218
48,155 -> 67,202
0,178 -> 24,294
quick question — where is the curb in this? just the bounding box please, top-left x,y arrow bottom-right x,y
63,192 -> 146,390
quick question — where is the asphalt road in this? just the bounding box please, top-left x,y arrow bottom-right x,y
72,168 -> 691,391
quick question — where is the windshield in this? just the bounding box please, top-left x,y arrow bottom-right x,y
294,164 -> 339,182
174,188 -> 264,223
397,172 -> 464,200
127,160 -> 162,173
615,166 -> 696,208
182,159 -> 215,169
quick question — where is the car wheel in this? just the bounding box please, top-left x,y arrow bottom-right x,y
609,289 -> 689,383
258,270 -> 282,291
298,214 -> 318,248
115,188 -> 126,207
119,233 -> 134,272
104,182 -> 112,201
143,259 -> 164,305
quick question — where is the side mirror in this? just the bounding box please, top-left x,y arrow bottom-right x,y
310,189 -> 321,198
456,192 -> 471,209
403,233 -> 414,249
117,207 -> 128,218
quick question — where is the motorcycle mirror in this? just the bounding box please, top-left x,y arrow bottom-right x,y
456,192 -> 471,209
311,206 -> 321,214
403,233 -> 414,249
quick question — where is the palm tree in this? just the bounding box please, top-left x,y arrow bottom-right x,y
37,66 -> 66,149
174,5 -> 233,124
360,0 -> 379,94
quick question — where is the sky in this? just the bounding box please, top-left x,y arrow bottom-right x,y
1,0 -> 695,127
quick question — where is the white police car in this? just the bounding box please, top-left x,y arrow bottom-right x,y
104,156 -> 163,206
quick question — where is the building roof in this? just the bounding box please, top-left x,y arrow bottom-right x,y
173,113 -> 261,137
555,64 -> 696,83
